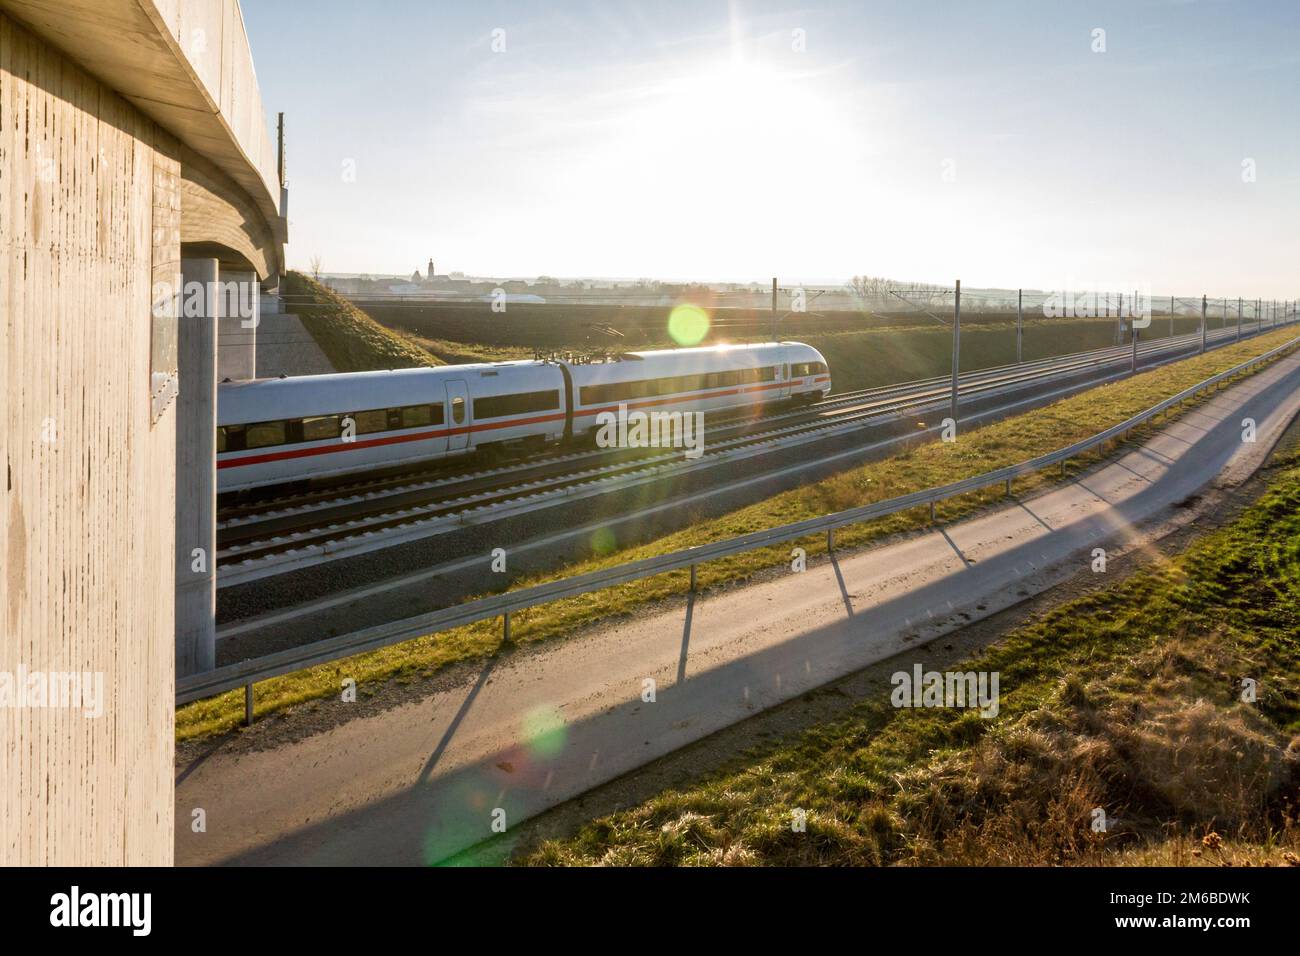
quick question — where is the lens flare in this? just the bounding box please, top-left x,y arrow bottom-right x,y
668,304 -> 710,346
591,526 -> 617,555
522,705 -> 567,759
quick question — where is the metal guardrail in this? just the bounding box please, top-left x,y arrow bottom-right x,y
177,334 -> 1300,716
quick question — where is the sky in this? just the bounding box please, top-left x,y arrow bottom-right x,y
242,0 -> 1300,297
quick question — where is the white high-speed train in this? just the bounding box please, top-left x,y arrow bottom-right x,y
217,341 -> 831,492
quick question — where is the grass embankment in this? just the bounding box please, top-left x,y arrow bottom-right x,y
521,444 -> 1300,866
398,330 -> 535,366
366,295 -> 1222,393
176,327 -> 1300,742
282,271 -> 442,371
796,316 -> 1210,393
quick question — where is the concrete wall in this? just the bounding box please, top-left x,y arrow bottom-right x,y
0,11 -> 178,865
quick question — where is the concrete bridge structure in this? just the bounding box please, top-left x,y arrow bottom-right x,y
1,0 -> 285,864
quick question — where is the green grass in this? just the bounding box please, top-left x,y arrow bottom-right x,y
520,442 -> 1300,866
177,328 -> 1300,742
397,331 -> 536,366
796,316 -> 1212,393
283,272 -> 442,371
362,294 -> 1224,394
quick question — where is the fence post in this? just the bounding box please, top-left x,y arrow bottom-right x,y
951,279 -> 961,424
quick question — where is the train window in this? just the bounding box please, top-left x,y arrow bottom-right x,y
301,415 -> 342,442
400,404 -> 440,427
474,389 -> 559,420
350,410 -> 388,434
245,421 -> 287,449
451,396 -> 466,424
219,425 -> 246,452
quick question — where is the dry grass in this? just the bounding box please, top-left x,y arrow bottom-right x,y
285,272 -> 441,371
519,445 -> 1300,866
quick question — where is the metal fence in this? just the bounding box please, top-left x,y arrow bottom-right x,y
178,334 -> 1300,719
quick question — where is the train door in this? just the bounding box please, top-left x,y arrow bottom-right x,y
446,380 -> 470,451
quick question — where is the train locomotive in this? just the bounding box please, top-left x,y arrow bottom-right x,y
216,341 -> 831,492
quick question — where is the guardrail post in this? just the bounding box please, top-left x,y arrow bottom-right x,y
929,501 -> 936,523
1005,477 -> 1012,496
827,527 -> 834,552
689,564 -> 697,592
503,611 -> 511,644
245,684 -> 254,726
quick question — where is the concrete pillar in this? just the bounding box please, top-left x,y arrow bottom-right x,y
217,268 -> 259,381
176,258 -> 219,677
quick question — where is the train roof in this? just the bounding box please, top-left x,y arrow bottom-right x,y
619,342 -> 812,361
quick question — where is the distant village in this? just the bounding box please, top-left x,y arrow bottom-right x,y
316,259 -> 814,308
314,261 -> 1034,313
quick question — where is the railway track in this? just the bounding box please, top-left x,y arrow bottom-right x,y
216,323 -> 1266,584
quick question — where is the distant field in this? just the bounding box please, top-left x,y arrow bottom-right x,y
363,299 -> 1226,393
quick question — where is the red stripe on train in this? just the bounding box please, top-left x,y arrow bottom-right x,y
218,377 -> 830,470
217,412 -> 566,469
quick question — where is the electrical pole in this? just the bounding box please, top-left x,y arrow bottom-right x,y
1237,297 -> 1242,342
770,277 -> 777,341
1016,288 -> 1023,364
951,280 -> 961,425
1169,295 -> 1175,339
1200,295 -> 1207,354
1131,321 -> 1138,374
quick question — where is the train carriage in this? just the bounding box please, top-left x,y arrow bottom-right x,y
216,341 -> 831,493
217,361 -> 568,492
565,342 -> 830,436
